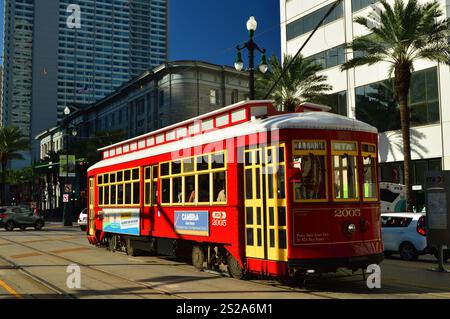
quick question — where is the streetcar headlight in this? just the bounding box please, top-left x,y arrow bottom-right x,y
347,223 -> 357,234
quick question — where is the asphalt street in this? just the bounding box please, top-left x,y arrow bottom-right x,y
0,224 -> 449,299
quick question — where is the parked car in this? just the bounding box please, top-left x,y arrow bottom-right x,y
381,212 -> 429,261
0,206 -> 45,231
77,208 -> 87,231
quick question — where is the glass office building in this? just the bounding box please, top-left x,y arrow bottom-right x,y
2,0 -> 168,166
281,0 -> 450,210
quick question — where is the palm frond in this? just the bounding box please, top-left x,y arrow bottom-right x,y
256,54 -> 332,110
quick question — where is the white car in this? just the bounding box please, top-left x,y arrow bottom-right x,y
381,213 -> 428,261
77,208 -> 87,231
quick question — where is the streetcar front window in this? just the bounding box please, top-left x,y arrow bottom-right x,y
292,140 -> 327,202
293,154 -> 326,201
332,141 -> 359,200
362,143 -> 378,200
333,155 -> 358,200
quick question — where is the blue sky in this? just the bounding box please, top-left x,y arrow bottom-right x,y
0,0 -> 280,66
168,1 -> 281,65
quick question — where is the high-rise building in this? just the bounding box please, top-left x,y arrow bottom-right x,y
2,0 -> 34,136
281,0 -> 450,210
2,0 -> 168,167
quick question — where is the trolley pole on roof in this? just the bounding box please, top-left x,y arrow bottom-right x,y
234,16 -> 269,100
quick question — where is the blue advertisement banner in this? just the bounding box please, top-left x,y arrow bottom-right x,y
174,211 -> 209,236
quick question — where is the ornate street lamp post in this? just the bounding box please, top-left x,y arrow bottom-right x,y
235,16 -> 268,100
62,106 -> 72,226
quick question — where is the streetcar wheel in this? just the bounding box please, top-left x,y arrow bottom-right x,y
126,238 -> 137,257
227,254 -> 246,280
192,246 -> 205,271
399,242 -> 418,261
5,221 -> 15,232
108,235 -> 117,252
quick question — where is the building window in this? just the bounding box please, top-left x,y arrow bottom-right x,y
286,1 -> 344,41
159,90 -> 164,106
355,67 -> 439,132
210,89 -> 218,105
231,89 -> 239,104
311,90 -> 347,116
305,44 -> 346,70
137,99 -> 145,115
352,0 -> 377,12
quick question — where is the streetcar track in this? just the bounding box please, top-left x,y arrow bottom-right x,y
0,254 -> 74,299
0,233 -> 190,299
1,229 -> 449,299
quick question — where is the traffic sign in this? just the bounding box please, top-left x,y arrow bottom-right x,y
65,184 -> 73,193
63,194 -> 69,203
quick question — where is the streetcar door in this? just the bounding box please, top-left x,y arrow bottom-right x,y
244,148 -> 265,259
264,145 -> 288,262
88,177 -> 95,236
244,146 -> 288,262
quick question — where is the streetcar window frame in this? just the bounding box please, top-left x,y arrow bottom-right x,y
97,167 -> 141,207
362,142 -> 379,201
158,150 -> 228,206
331,141 -> 360,202
292,140 -> 329,203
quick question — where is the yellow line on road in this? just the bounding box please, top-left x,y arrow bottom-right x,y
0,278 -> 22,299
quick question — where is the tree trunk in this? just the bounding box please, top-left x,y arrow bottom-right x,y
394,64 -> 413,212
285,98 -> 297,113
1,162 -> 6,206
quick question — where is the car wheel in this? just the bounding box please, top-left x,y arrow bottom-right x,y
399,242 -> 418,261
5,221 -> 15,231
34,220 -> 44,231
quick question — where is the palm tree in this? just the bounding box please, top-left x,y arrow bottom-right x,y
0,126 -> 30,205
341,0 -> 450,212
256,54 -> 332,112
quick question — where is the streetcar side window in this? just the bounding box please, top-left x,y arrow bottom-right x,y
97,167 -> 141,207
292,140 -> 327,202
332,141 -> 359,201
158,151 -> 227,206
362,143 -> 378,201
213,171 -> 226,203
144,166 -> 152,206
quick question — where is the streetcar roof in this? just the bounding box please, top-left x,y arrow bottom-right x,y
88,111 -> 377,172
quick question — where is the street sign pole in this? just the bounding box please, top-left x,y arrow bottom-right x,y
433,245 -> 449,273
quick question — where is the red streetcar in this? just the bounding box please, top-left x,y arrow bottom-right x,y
86,100 -> 383,279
